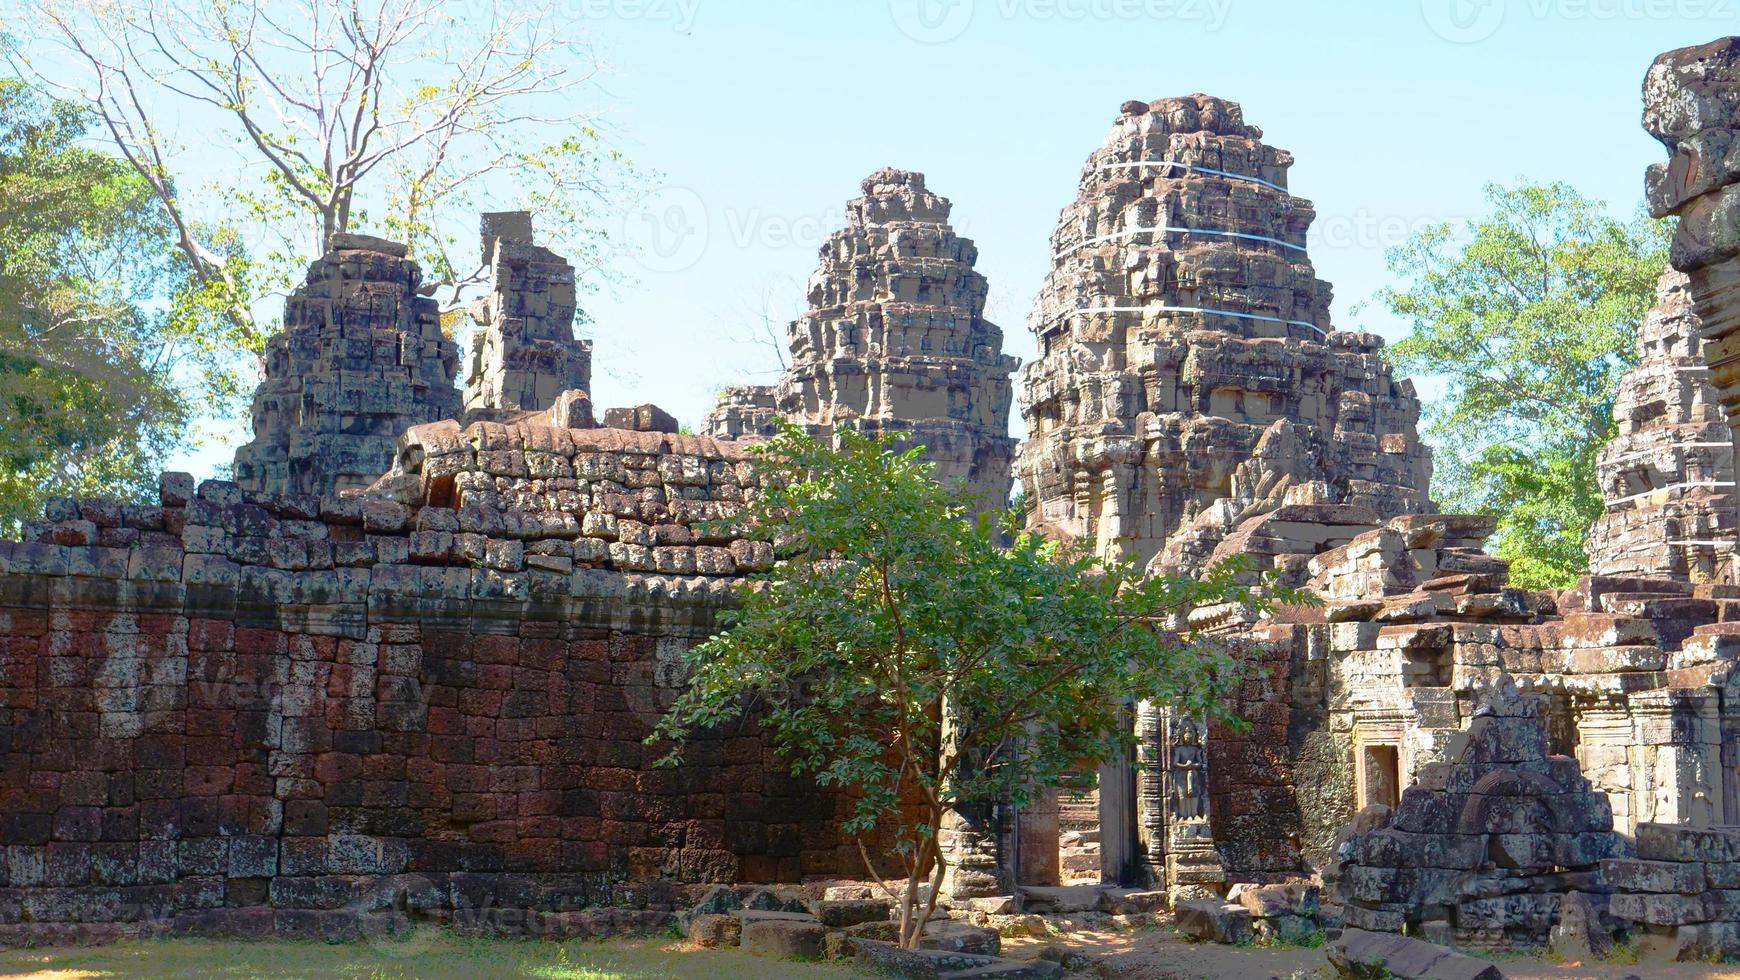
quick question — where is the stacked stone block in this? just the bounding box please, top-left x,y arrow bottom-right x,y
1587,268 -> 1736,582
464,212 -> 594,414
705,169 -> 1019,510
0,405 -> 891,944
1605,822 -> 1740,958
1016,95 -> 1432,569
232,234 -> 463,497
1329,679 -> 1627,947
1643,38 -> 1740,573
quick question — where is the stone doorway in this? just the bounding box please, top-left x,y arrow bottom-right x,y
1358,743 -> 1401,810
1059,769 -> 1101,884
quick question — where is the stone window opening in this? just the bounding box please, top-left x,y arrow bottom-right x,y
1402,642 -> 1452,688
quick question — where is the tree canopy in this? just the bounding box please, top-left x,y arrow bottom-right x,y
1378,181 -> 1670,588
651,423 -> 1284,947
0,75 -> 224,532
19,0 -> 628,366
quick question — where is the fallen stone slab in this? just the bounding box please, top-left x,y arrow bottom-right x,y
922,919 -> 1001,955
1174,899 -> 1253,945
1327,927 -> 1506,980
1097,888 -> 1167,915
1230,879 -> 1320,919
688,912 -> 741,948
1018,885 -> 1102,913
740,914 -> 826,960
851,938 -> 1062,979
809,897 -> 892,927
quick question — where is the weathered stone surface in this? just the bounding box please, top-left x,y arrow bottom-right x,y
809,898 -> 891,927
1326,928 -> 1504,980
1173,899 -> 1252,944
1016,95 -> 1430,575
1549,891 -> 1614,962
688,913 -> 742,948
739,913 -> 825,959
851,939 -> 1061,980
1326,678 -> 1623,946
464,212 -> 593,415
1587,268 -> 1736,582
704,169 -> 1017,512
233,235 -> 462,496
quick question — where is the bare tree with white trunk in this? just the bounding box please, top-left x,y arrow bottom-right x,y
19,0 -> 625,348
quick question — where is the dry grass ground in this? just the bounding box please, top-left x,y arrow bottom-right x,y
0,930 -> 874,979
9,923 -> 1740,979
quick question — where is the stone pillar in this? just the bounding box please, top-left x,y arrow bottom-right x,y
1160,707 -> 1225,900
1643,38 -> 1740,569
463,211 -> 593,414
231,234 -> 462,496
1098,733 -> 1139,886
1628,688 -> 1723,827
1577,704 -> 1638,833
1134,700 -> 1167,887
938,698 -> 1010,899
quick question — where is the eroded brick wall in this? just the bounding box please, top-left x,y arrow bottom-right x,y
1207,626 -> 1310,880
0,466 -> 872,941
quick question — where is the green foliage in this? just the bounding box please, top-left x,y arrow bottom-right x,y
651,422 -> 1287,946
1379,182 -> 1671,588
0,76 -> 230,532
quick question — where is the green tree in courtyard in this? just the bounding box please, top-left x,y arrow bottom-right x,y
650,423 -> 1291,949
0,74 -> 230,533
1379,181 -> 1670,588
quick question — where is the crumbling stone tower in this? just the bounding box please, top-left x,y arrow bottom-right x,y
464,211 -> 593,413
1587,268 -> 1737,581
232,234 -> 462,496
705,168 -> 1019,509
1016,95 -> 1433,569
1644,37 -> 1740,574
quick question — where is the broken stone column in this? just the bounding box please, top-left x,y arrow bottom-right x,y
1016,95 -> 1432,569
463,211 -> 593,413
705,169 -> 1019,511
1643,37 -> 1740,569
1587,269 -> 1737,582
232,233 -> 462,496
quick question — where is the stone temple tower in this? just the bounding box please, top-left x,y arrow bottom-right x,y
1017,95 -> 1433,569
1586,269 -> 1737,582
463,211 -> 593,414
706,168 -> 1019,509
232,234 -> 462,496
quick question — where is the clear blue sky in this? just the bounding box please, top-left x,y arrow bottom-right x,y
171,0 -> 1734,479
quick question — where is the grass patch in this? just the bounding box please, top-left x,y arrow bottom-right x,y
1597,934 -> 1639,965
0,929 -> 873,979
1264,928 -> 1325,950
